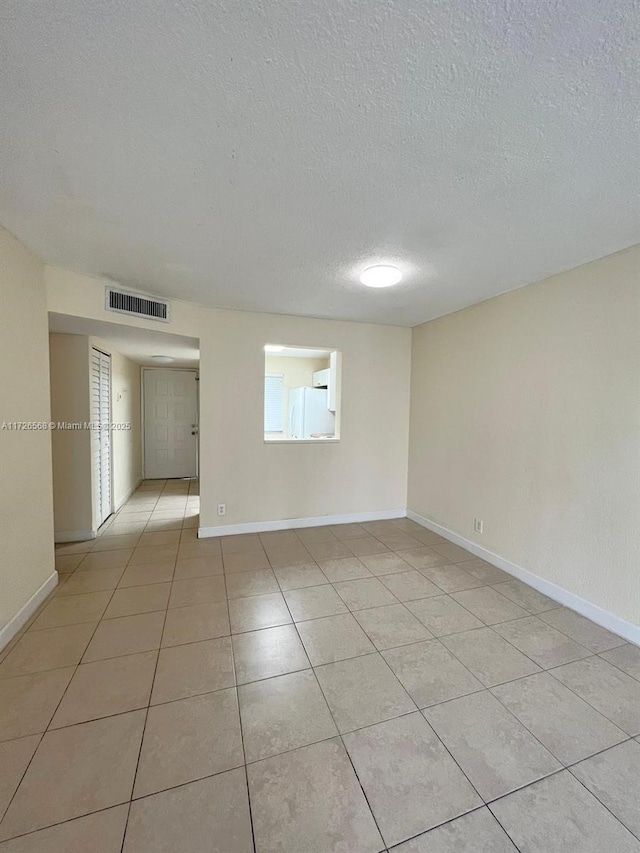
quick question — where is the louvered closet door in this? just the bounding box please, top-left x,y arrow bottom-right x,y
91,348 -> 112,527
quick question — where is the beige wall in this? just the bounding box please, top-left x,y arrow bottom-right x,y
0,229 -> 55,637
92,339 -> 142,510
265,355 -> 330,437
45,266 -> 412,528
49,333 -> 93,536
408,245 -> 640,627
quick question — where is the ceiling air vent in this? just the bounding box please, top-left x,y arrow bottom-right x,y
105,286 -> 170,322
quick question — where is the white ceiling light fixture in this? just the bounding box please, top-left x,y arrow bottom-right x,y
264,344 -> 284,353
151,355 -> 174,363
359,265 -> 402,288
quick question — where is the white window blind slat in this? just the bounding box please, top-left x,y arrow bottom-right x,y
264,374 -> 284,433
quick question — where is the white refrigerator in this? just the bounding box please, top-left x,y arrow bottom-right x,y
289,387 -> 335,439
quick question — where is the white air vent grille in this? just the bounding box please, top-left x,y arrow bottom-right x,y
105,287 -> 170,322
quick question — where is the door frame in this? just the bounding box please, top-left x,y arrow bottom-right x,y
141,367 -> 199,480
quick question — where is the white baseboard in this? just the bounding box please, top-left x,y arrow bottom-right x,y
113,478 -> 143,513
54,529 -> 97,543
199,508 -> 406,539
407,510 -> 640,647
0,572 -> 58,651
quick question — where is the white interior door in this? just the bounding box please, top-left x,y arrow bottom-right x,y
144,369 -> 198,479
91,348 -> 112,527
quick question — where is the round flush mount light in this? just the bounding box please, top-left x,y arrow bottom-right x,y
360,265 -> 402,288
151,355 -> 174,363
264,345 -> 284,353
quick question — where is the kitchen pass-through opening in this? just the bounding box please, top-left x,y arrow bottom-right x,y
264,345 -> 341,442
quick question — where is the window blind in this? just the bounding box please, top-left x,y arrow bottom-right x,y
264,374 -> 284,433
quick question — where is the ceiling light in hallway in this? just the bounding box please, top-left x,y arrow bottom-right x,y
151,355 -> 174,363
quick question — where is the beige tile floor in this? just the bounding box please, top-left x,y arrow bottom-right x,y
1,479 -> 639,851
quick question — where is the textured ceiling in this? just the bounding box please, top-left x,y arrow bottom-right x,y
1,0 -> 638,326
48,313 -> 200,367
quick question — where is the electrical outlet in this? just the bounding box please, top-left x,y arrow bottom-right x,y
474,518 -> 484,534
217,503 -> 226,516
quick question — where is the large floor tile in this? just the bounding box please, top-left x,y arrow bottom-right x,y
493,616 -> 591,668
317,557 -> 372,582
551,656 -> 640,735
225,568 -> 279,599
223,549 -> 270,573
570,740 -> 640,838
491,579 -> 559,614
451,587 -> 528,625
599,643 -> 640,680
0,805 -> 128,853
173,554 -> 224,579
0,668 -> 74,742
397,548 -> 450,570
91,533 -> 140,551
359,552 -> 412,576
57,568 -> 123,595
431,543 -> 475,563
457,559 -> 510,584
133,688 -> 243,797
264,545 -> 312,569
376,532 -> 423,551
273,562 -> 328,590
83,611 -> 164,662
345,536 -> 390,556
30,591 -> 111,630
492,671 -> 627,765
247,737 -> 383,853
343,713 -> 481,848
0,736 -> 40,820
424,691 -> 560,801
441,627 -> 540,686
232,624 -> 310,684
314,652 -> 415,733
127,545 -> 177,566
168,575 -> 226,608
103,582 -> 170,619
392,806 -> 517,852
124,770 -> 253,853
378,571 -> 441,602
221,533 -> 262,554
407,596 -> 483,636
151,637 -> 234,704
295,526 -> 337,544
333,577 -> 398,610
229,591 -> 292,633
0,623 -> 96,679
161,601 -> 230,646
297,613 -> 376,665
419,564 -> 484,593
50,651 -> 157,728
116,561 -> 174,587
354,603 -> 432,650
540,608 -> 626,653
305,540 -> 352,561
78,549 -> 133,570
0,711 -> 145,840
382,639 -> 483,708
490,770 -> 640,852
329,522 -> 368,540
283,585 -> 348,621
239,669 -> 337,762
